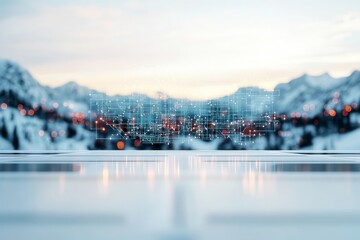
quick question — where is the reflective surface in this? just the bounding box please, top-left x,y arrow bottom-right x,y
0,163 -> 80,172
0,151 -> 360,240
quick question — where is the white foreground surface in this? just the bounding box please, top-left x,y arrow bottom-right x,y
0,151 -> 360,240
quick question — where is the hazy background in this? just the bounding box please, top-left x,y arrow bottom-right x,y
1,0 -> 360,99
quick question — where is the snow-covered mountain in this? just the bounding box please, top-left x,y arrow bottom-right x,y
0,60 -> 48,107
275,71 -> 360,117
1,59 -> 359,150
51,81 -> 93,103
0,60 -> 94,150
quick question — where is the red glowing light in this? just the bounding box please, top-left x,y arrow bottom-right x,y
51,131 -> 57,138
38,130 -> 45,137
242,126 -> 257,136
28,109 -> 35,116
1,103 -> 7,110
134,139 -> 141,147
20,109 -> 26,116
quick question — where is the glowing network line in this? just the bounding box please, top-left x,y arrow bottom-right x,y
89,88 -> 280,145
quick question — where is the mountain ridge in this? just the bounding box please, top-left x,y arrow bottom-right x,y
1,59 -> 359,150
1,59 -> 359,117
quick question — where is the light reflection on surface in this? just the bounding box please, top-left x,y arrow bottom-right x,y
242,171 -> 264,196
2,160 -> 359,178
147,168 -> 155,182
1,151 -> 360,240
101,165 -> 109,192
0,163 -> 80,172
58,174 -> 65,196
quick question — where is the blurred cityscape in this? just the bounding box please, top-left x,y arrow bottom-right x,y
0,60 -> 360,150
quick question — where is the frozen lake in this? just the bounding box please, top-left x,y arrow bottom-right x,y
0,151 -> 360,240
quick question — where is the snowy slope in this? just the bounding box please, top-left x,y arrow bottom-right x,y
0,107 -> 93,150
0,60 -> 94,150
311,128 -> 360,150
275,71 -> 360,117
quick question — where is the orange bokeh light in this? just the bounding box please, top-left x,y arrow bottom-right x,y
329,109 -> 336,117
345,105 -> 352,112
117,141 -> 125,150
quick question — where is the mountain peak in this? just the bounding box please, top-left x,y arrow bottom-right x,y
0,59 -> 48,105
156,91 -> 169,98
51,80 -> 92,103
233,86 -> 262,95
319,72 -> 331,78
62,80 -> 79,88
0,60 -> 26,78
350,70 -> 360,77
287,72 -> 342,91
299,72 -> 331,79
0,59 -> 19,68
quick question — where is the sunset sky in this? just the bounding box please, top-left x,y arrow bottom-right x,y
1,0 -> 360,99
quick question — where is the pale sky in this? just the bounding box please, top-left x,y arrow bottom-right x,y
1,0 -> 360,99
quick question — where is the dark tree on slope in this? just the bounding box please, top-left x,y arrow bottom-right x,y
67,125 -> 77,138
299,131 -> 313,149
1,118 -> 8,139
12,127 -> 20,150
